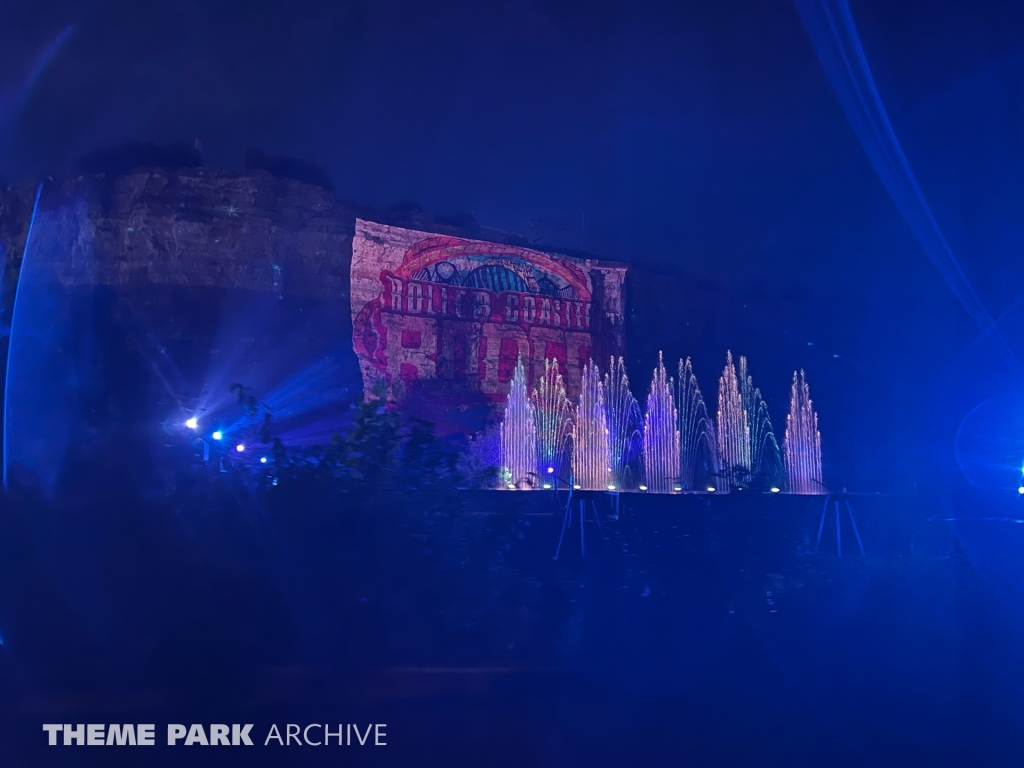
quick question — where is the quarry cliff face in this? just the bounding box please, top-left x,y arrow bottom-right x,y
0,167 -> 355,305
0,169 -> 366,449
0,167 -> 626,441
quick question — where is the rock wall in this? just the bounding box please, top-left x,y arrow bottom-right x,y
350,218 -> 627,403
0,168 -> 627,445
1,168 -> 354,301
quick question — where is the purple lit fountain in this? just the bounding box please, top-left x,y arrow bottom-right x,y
604,356 -> 643,490
572,360 -> 612,490
644,352 -> 680,493
738,356 -> 783,486
499,355 -> 537,488
532,358 -> 573,483
677,357 -> 714,491
495,352 -> 822,494
783,369 -> 823,494
716,351 -> 750,491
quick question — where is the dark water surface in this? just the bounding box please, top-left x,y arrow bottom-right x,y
1,487 -> 1021,766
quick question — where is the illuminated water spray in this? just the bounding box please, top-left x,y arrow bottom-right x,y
644,352 -> 680,493
717,351 -> 750,490
677,357 -> 713,490
572,360 -> 612,489
783,370 -> 823,494
498,352 -> 821,494
738,356 -> 783,485
604,356 -> 643,489
532,358 -> 573,482
499,355 -> 537,488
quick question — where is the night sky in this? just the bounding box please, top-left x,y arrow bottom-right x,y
4,0 -> 1024,490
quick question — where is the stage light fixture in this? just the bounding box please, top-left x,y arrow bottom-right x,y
185,417 -> 198,429
547,467 -> 554,474
673,486 -> 682,491
1018,486 -> 1024,495
706,486 -> 716,492
573,484 -> 581,490
542,483 -> 552,489
638,484 -> 648,491
770,487 -> 781,493
607,484 -> 616,490
260,457 -> 268,464
212,431 -> 223,441
235,444 -> 245,452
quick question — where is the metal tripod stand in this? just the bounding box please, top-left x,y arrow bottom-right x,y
815,488 -> 865,557
552,473 -> 608,559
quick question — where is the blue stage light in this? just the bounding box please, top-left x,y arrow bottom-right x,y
1018,486 -> 1024,495
547,466 -> 554,474
235,444 -> 245,452
771,487 -> 781,493
212,430 -> 223,441
260,456 -> 267,464
185,417 -> 198,429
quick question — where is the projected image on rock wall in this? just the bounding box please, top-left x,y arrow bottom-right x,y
350,219 -> 626,402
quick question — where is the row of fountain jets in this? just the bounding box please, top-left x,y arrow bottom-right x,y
499,352 -> 823,494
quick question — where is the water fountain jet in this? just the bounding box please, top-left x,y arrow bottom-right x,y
605,356 -> 643,490
572,360 -> 611,490
716,351 -> 750,490
644,352 -> 680,493
783,369 -> 823,494
499,355 -> 536,488
532,358 -> 573,484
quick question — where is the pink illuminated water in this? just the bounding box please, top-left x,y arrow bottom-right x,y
677,357 -> 714,490
499,355 -> 537,488
497,353 -> 817,494
716,351 -> 750,490
783,370 -> 823,494
532,358 -> 573,482
738,356 -> 783,485
644,352 -> 680,493
573,360 -> 612,490
605,356 -> 643,490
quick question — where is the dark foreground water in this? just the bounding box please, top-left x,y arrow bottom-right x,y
1,481 -> 1023,767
